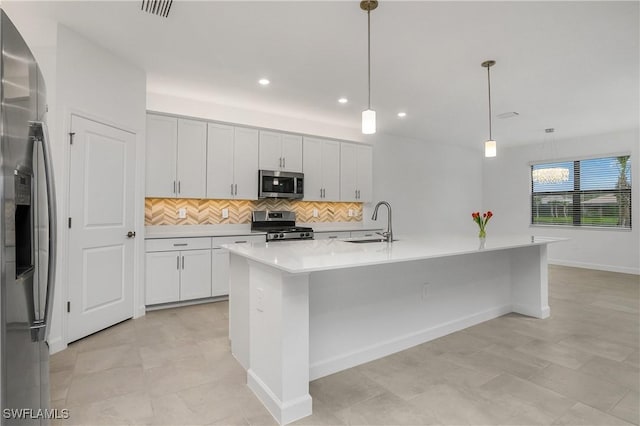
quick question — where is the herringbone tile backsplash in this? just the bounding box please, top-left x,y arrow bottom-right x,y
145,198 -> 363,225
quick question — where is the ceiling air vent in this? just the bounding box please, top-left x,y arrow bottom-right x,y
141,0 -> 173,18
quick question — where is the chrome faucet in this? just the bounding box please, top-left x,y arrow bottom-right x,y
371,201 -> 393,243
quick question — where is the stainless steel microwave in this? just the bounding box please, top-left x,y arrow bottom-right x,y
258,170 -> 304,199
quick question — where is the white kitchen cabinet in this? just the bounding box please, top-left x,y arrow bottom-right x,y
233,127 -> 260,199
303,137 -> 340,201
211,235 -> 266,296
180,249 -> 213,301
207,124 -> 259,200
314,231 -> 351,240
176,119 -> 208,198
340,143 -> 372,202
146,114 -> 177,198
259,131 -> 303,172
145,238 -> 212,305
145,251 -> 181,305
146,114 -> 207,198
211,248 -> 229,297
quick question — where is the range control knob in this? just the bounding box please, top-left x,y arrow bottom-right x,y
300,233 -> 305,238
305,233 -> 310,237
279,233 -> 285,238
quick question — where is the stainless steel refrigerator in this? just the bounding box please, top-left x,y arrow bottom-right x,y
0,9 -> 57,425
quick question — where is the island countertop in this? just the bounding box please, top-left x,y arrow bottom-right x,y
223,234 -> 566,274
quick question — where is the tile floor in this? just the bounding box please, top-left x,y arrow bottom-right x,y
50,266 -> 639,425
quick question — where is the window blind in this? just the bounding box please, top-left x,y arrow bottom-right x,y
531,155 -> 631,229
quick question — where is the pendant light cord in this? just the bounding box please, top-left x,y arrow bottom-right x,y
367,6 -> 371,110
487,65 -> 492,140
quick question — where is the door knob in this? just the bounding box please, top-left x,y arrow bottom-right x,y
126,231 -> 136,238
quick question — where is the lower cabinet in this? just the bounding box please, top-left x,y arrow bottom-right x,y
145,235 -> 266,306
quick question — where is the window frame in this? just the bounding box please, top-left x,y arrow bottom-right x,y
529,153 -> 632,230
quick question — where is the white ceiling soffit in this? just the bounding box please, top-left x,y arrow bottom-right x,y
6,1 -> 639,148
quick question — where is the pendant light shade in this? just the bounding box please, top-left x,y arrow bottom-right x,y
485,140 -> 497,158
481,60 -> 497,157
361,0 -> 378,134
362,109 -> 376,134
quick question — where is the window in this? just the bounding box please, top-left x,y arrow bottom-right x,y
531,155 -> 631,229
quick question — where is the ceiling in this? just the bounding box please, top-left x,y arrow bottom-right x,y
5,1 -> 639,148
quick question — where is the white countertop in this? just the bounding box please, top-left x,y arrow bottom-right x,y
144,223 -> 380,239
223,235 -> 567,274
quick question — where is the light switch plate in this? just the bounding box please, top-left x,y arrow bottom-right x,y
222,208 -> 229,219
313,208 -> 319,218
348,209 -> 354,217
178,208 -> 187,219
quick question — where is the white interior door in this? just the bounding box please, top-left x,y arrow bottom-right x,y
67,115 -> 136,342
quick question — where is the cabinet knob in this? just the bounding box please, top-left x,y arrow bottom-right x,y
126,231 -> 136,238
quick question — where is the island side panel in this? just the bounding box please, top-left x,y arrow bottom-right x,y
246,261 -> 312,425
229,253 -> 250,369
510,244 -> 550,319
308,250 -> 513,380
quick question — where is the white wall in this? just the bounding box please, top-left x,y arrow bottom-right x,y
44,25 -> 147,353
147,92 -> 366,143
483,128 -> 640,275
368,134 -> 484,237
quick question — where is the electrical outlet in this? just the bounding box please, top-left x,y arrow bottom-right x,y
313,208 -> 319,218
178,208 -> 187,219
222,208 -> 229,219
422,283 -> 430,300
256,287 -> 264,312
348,209 -> 354,217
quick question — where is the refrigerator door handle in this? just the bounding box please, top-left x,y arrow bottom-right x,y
30,121 -> 57,342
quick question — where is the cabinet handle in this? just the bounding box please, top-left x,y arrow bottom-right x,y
230,184 -> 234,196
279,157 -> 282,168
234,184 -> 238,195
177,255 -> 180,270
182,256 -> 185,269
173,243 -> 188,247
328,236 -> 338,239
283,157 -> 286,168
234,240 -> 247,243
173,181 -> 176,194
178,181 -> 181,194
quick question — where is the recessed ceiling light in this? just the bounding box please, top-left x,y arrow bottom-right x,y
338,98 -> 348,104
258,78 -> 270,86
397,112 -> 407,118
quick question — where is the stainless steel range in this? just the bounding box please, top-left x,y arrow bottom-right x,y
251,211 -> 314,241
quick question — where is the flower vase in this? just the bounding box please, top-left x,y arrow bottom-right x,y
478,229 -> 486,239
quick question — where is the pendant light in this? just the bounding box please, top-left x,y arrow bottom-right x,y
361,0 -> 378,134
481,60 -> 496,157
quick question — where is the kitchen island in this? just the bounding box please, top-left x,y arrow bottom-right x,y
225,235 -> 565,425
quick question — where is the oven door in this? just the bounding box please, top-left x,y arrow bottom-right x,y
259,170 -> 304,199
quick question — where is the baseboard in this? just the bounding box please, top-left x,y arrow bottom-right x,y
47,337 -> 67,355
145,295 -> 229,311
512,303 -> 550,319
309,304 -> 512,381
247,369 -> 312,425
549,259 -> 639,275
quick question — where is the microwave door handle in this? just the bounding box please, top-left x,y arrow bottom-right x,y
30,121 -> 57,342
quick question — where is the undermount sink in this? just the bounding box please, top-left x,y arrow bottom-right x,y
346,238 -> 398,244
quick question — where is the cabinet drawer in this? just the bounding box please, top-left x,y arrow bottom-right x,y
213,235 -> 265,248
314,231 -> 351,240
350,230 -> 379,238
146,237 -> 211,252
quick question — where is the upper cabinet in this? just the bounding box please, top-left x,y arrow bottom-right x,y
146,114 -> 207,198
303,137 -> 340,201
207,124 -> 259,200
259,131 -> 303,173
340,143 -> 372,203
